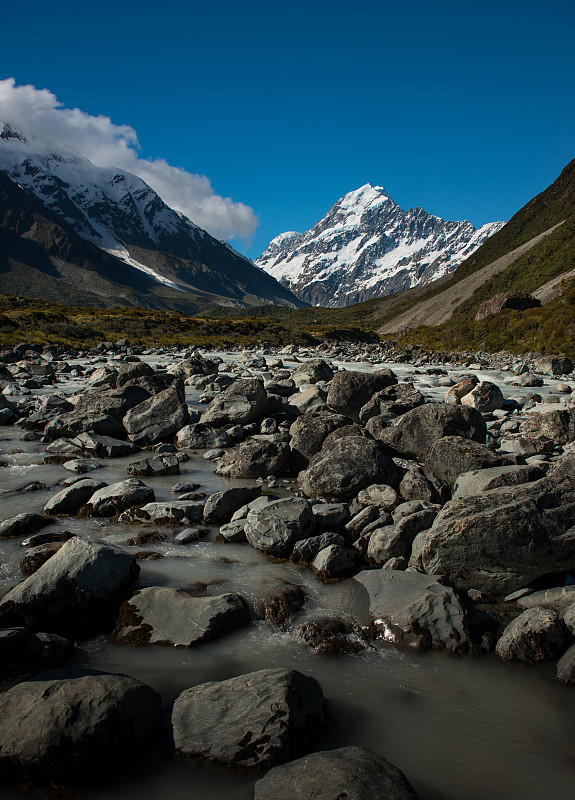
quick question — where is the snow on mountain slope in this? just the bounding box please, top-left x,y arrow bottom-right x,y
0,123 -> 303,307
256,184 -> 505,307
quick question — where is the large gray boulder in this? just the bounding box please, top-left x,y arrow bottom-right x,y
0,537 -> 139,638
114,588 -> 249,646
495,607 -> 566,662
289,411 -> 350,470
327,369 -> 397,421
300,436 -> 399,501
72,432 -> 140,458
422,476 -> 575,594
366,508 -> 438,566
80,478 -> 155,517
452,464 -> 546,499
43,478 -> 108,515
518,409 -> 575,447
115,360 -> 155,386
123,385 -> 189,446
254,745 -> 419,800
215,439 -> 290,478
0,669 -> 162,784
245,498 -> 315,559
353,568 -> 472,653
0,628 -> 73,680
359,383 -> 425,423
200,378 -> 267,427
425,435 -> 514,485
291,358 -> 334,387
203,486 -> 262,524
175,423 -> 230,449
117,501 -> 205,525
379,403 -> 487,461
460,380 -> 505,412
171,668 -> 325,768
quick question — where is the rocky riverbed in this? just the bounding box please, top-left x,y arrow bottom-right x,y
1,339 -> 575,799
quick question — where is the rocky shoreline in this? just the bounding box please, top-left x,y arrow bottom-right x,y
1,339 -> 574,796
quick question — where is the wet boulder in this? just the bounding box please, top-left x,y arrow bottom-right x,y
379,402 -> 487,462
200,378 -> 267,427
0,513 -> 55,540
114,588 -> 249,646
300,436 -> 399,502
0,669 -> 162,784
215,439 -> 290,478
245,498 -> 315,559
176,423 -> 230,449
425,435 -> 514,485
203,486 -> 262,524
253,745 -> 419,800
422,475 -> 575,594
0,628 -> 73,680
123,384 -> 189,446
327,369 -> 397,422
0,537 -> 139,639
353,569 -> 472,653
73,432 -> 140,458
495,607 -> 566,663
126,454 -> 180,477
43,478 -> 108,515
117,501 -> 204,526
171,668 -> 325,768
80,478 -> 155,517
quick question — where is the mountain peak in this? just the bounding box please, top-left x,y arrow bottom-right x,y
0,122 -> 28,143
256,184 -> 505,307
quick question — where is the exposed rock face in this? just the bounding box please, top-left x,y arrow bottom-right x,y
379,402 -> 487,461
256,182 -> 503,308
123,385 -> 189,446
422,476 -> 575,594
327,369 -> 397,421
300,436 -> 399,501
114,588 -> 249,646
0,537 -> 139,638
245,498 -> 315,559
474,291 -> 541,322
171,668 -> 325,768
495,607 -> 566,662
353,568 -> 472,652
425,436 -> 514,485
215,439 -> 290,478
0,669 -> 162,783
253,745 -> 420,800
200,378 -> 267,427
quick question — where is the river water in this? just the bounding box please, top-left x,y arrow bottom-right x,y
1,351 -> 575,800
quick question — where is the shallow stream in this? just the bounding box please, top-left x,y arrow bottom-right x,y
1,353 -> 575,799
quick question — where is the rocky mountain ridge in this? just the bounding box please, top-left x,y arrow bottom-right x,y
257,184 -> 504,307
0,124 -> 303,311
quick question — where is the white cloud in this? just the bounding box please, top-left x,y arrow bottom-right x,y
0,77 -> 257,241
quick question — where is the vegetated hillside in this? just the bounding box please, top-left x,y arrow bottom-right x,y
371,157 -> 575,331
0,295 -> 379,350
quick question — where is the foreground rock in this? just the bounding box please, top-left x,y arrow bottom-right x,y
0,537 -> 139,638
254,745 -> 419,800
80,478 -> 155,517
327,369 -> 397,421
495,607 -> 567,663
0,628 -> 73,681
353,569 -> 472,652
43,478 -> 108,515
422,476 -> 575,594
216,439 -> 290,478
171,668 -> 325,768
0,513 -> 54,539
123,384 -> 189,446
0,669 -> 162,784
114,588 -> 249,646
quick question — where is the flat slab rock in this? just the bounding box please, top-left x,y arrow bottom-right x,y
353,568 -> 472,653
114,587 -> 249,646
0,669 -> 162,784
254,745 -> 419,800
171,668 -> 325,768
117,501 -> 204,525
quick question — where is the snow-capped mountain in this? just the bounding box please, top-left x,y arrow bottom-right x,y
0,123 -> 303,309
257,184 -> 505,307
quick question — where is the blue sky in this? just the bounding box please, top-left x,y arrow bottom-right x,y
2,0 -> 574,259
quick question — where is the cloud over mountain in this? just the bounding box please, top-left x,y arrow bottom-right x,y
0,78 -> 257,241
